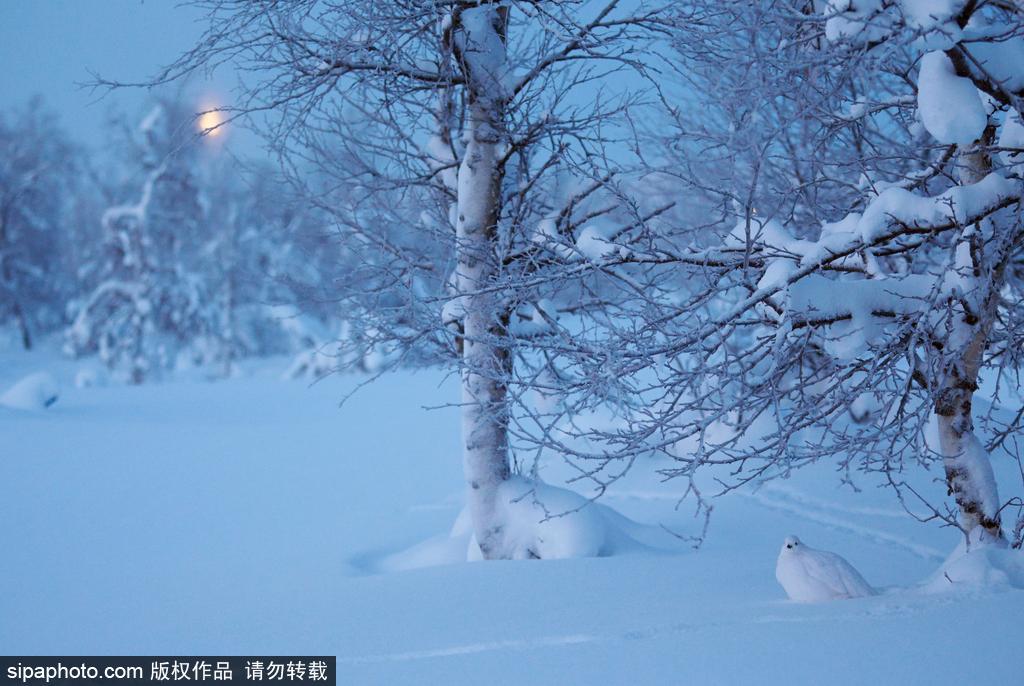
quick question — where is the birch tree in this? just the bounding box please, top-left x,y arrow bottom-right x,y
66,100 -> 208,382
583,0 -> 1024,546
129,0 -> 666,558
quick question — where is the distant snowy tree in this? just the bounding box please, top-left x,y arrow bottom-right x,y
0,99 -> 86,349
66,99 -> 207,383
132,0 -> 669,558
585,0 -> 1024,544
58,94 -> 340,382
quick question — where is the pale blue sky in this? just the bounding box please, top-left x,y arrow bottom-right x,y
1,0 -> 649,159
0,1 -> 244,150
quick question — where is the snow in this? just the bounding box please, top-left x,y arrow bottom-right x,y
530,215 -> 575,261
727,217 -> 806,254
718,180 -> 1020,281
825,0 -> 967,46
955,433 -> 1003,522
575,226 -> 619,260
916,51 -> 987,146
476,476 -> 668,560
783,273 -> 935,358
998,109 -> 1024,174
816,172 -> 1020,249
380,477 -> 682,569
789,273 -> 934,320
509,301 -> 555,337
858,186 -> 940,242
282,346 -> 336,380
925,414 -> 1003,526
0,371 -> 59,410
2,345 -> 1024,684
924,531 -> 1024,593
757,258 -> 797,291
74,366 -> 105,389
424,133 -> 457,192
824,0 -> 890,44
454,6 -> 513,101
942,171 -> 1019,218
441,292 -> 467,328
900,0 -> 962,31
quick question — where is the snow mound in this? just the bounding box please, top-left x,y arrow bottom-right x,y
0,372 -> 60,411
923,534 -> 1024,593
378,477 -> 683,571
376,507 -> 479,573
489,477 -> 619,559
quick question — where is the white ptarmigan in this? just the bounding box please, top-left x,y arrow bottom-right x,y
775,535 -> 876,602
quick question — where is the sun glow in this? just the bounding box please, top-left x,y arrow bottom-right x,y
197,107 -> 226,137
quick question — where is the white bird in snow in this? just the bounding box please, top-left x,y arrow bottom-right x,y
776,535 -> 876,602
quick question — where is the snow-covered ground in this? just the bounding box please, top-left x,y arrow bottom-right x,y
1,346 -> 1022,684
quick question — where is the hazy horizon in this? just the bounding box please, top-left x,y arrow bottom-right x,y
0,0 -> 251,152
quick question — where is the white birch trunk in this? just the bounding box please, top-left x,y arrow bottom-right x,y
935,141 -> 1004,541
935,330 -> 1003,540
453,5 -> 513,559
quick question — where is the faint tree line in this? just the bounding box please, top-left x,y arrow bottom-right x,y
0,94 -> 397,382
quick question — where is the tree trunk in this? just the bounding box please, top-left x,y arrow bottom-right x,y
934,137 -> 1005,542
934,323 -> 1003,540
457,97 -> 512,559
454,4 -> 512,559
13,300 -> 32,350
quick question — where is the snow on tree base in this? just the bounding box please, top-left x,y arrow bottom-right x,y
923,531 -> 1024,593
0,372 -> 59,411
378,476 -> 684,571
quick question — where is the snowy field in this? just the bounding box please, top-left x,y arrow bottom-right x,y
2,346 -> 1023,685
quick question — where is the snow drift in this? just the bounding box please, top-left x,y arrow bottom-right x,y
0,372 -> 59,411
377,476 -> 684,572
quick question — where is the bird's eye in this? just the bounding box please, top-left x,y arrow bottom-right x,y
786,544 -> 792,549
